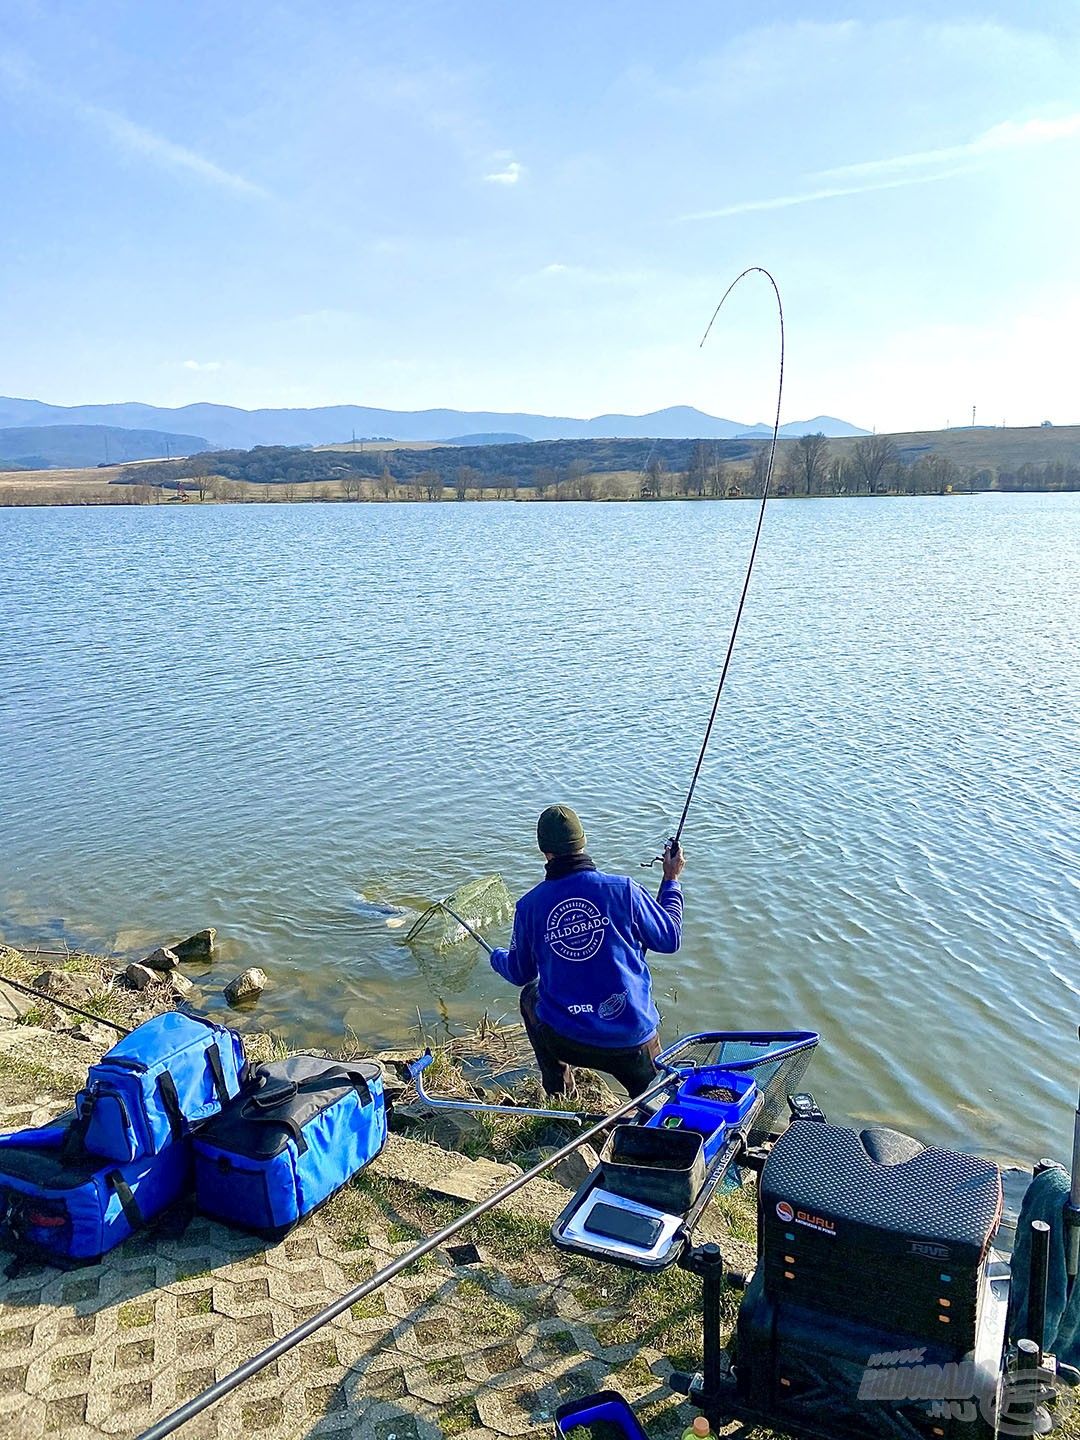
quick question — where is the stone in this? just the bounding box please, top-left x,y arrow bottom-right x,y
170,929 -> 216,961
70,1023 -> 121,1048
223,968 -> 267,1005
372,1048 -> 424,1071
125,963 -> 156,992
387,1101 -> 430,1129
32,970 -> 95,1003
168,972 -> 195,999
429,1109 -> 487,1151
0,979 -> 37,1022
142,947 -> 180,972
548,1143 -> 600,1190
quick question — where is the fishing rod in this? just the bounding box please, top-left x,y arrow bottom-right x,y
0,971 -> 130,1036
645,266 -> 785,865
134,1062 -> 682,1440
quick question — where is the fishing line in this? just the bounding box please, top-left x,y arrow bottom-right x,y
659,266 -> 786,856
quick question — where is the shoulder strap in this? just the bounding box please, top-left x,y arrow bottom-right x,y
156,1071 -> 185,1142
107,1171 -> 144,1230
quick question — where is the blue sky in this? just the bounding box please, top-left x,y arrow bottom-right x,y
2,1 -> 1078,430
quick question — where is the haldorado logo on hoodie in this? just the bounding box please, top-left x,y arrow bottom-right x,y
545,897 -> 610,961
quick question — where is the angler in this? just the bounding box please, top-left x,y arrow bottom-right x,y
488,803 -> 684,1098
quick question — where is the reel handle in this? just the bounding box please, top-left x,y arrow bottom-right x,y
641,836 -> 681,870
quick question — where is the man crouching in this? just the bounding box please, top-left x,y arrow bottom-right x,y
488,805 -> 684,1098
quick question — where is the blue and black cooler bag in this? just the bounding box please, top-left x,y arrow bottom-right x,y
193,1055 -> 386,1238
74,1012 -> 247,1163
0,1117 -> 190,1267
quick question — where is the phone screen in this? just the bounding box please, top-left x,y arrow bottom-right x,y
584,1201 -> 663,1248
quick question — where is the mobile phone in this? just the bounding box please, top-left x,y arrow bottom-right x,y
584,1201 -> 663,1249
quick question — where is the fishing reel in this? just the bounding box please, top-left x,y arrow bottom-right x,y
641,836 -> 682,869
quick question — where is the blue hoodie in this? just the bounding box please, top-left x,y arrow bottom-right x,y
489,856 -> 682,1048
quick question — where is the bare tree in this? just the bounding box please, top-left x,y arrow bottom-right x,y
418,469 -> 441,501
455,465 -> 477,500
532,466 -> 554,499
688,442 -> 713,497
748,444 -> 771,496
791,432 -> 830,496
379,466 -> 393,500
341,472 -> 362,501
644,454 -> 667,497
851,435 -> 900,494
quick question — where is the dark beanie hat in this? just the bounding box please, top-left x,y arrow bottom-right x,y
537,804 -> 586,856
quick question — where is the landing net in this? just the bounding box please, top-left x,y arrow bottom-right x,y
404,874 -> 513,951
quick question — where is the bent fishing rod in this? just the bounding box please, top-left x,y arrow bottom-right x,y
645,266 -> 785,866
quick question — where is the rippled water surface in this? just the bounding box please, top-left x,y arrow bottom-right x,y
1,495 -> 1076,1160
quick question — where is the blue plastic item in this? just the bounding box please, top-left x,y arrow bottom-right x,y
554,1389 -> 650,1440
677,1066 -> 757,1125
74,1012 -> 247,1163
0,1117 -> 190,1266
645,1101 -> 728,1162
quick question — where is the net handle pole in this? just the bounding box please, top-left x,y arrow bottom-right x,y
134,1064 -> 681,1440
439,902 -> 493,955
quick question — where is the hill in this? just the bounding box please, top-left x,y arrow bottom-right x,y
0,424 -> 208,470
0,395 -> 866,449
113,424 -> 1080,501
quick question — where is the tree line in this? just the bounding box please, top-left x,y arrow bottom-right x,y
117,434 -> 1078,502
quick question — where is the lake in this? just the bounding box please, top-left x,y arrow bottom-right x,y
1,493 -> 1076,1162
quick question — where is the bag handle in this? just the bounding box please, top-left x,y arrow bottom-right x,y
62,1095 -> 95,1162
241,1112 -> 309,1156
157,1072 -> 186,1142
205,1043 -> 230,1105
243,1080 -> 299,1114
251,1064 -> 375,1110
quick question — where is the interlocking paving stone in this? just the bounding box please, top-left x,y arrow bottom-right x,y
0,1076 -> 697,1439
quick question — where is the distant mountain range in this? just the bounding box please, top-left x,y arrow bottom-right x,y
0,395 -> 868,453
0,424 -> 210,470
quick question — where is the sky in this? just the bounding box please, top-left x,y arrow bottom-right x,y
1,0 -> 1079,432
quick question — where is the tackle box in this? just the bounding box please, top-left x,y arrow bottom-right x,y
644,1100 -> 727,1162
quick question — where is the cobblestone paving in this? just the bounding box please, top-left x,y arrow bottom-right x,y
0,1086 -> 693,1440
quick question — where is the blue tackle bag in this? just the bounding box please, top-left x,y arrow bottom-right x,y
193,1055 -> 386,1238
74,1012 -> 247,1163
0,1117 -> 190,1267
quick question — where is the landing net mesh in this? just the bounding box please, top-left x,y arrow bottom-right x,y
405,874 -> 514,951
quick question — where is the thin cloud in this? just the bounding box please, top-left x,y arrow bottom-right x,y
678,169 -> 962,222
816,111 -> 1080,180
182,360 -> 223,372
537,262 -> 648,285
81,102 -> 268,197
0,47 -> 267,198
484,159 -> 523,185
